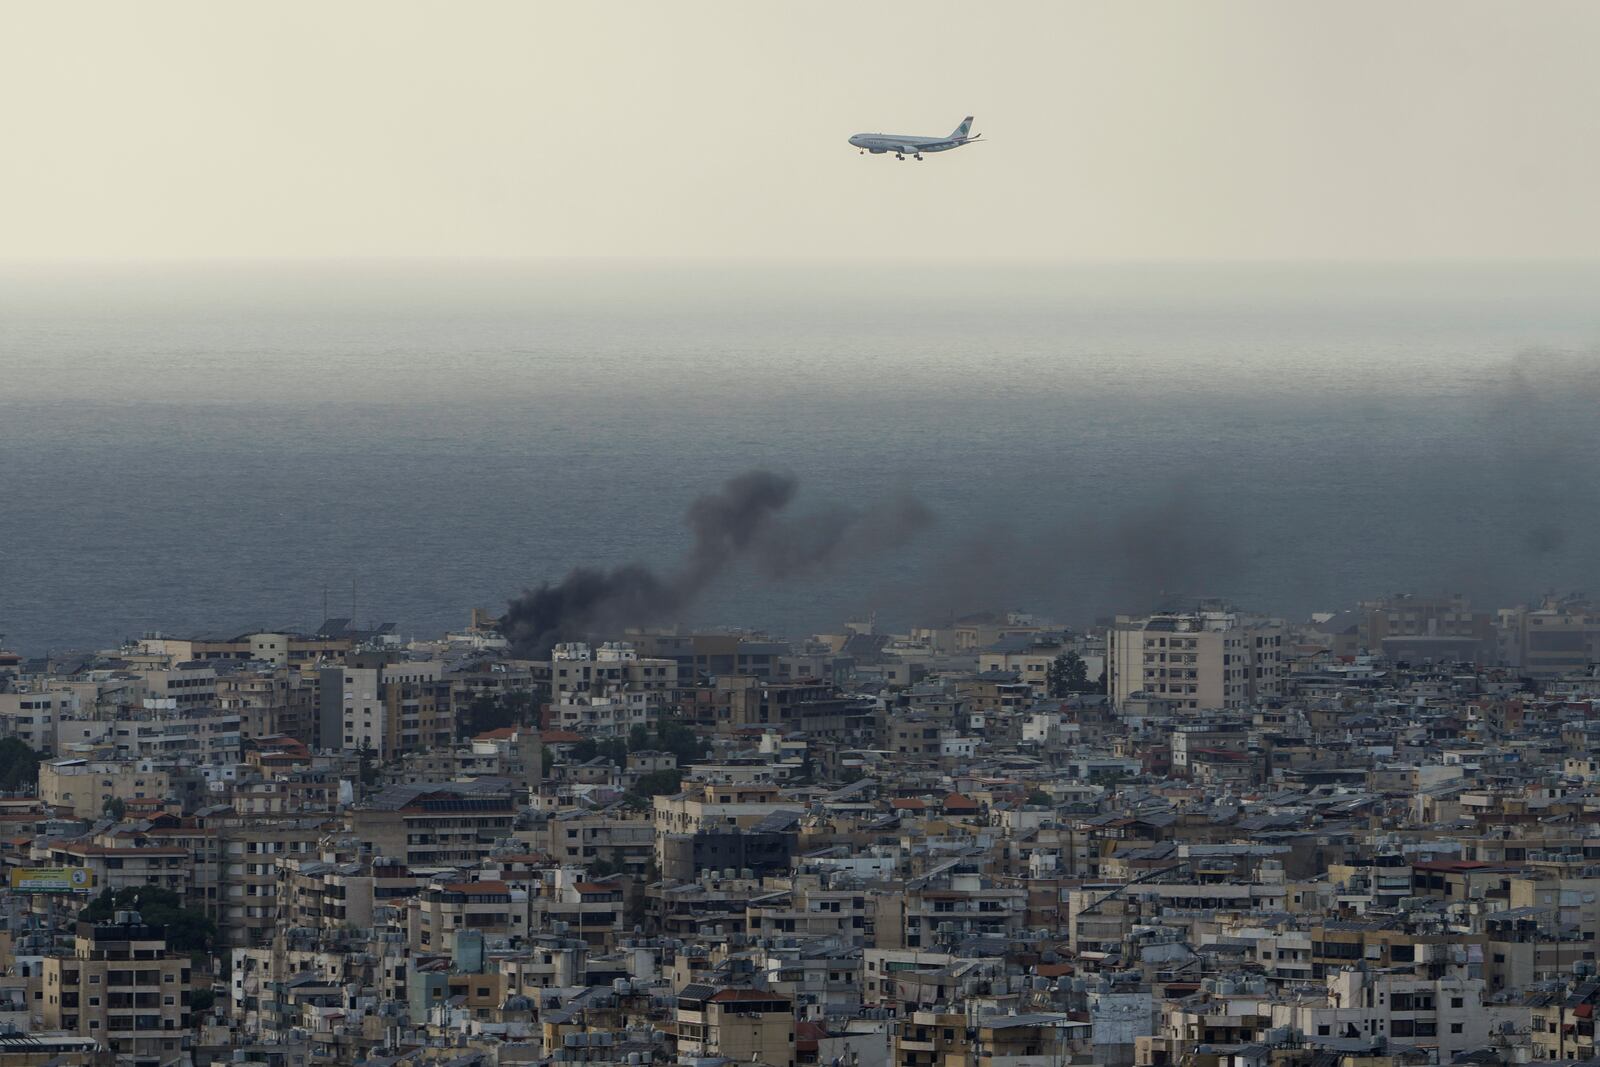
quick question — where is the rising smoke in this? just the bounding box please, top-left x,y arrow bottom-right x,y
899,482 -> 1243,626
500,469 -> 932,657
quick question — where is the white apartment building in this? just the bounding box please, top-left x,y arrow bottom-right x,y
1107,611 -> 1284,711
548,642 -> 678,699
111,707 -> 243,764
548,642 -> 676,736
0,690 -> 80,751
320,659 -> 443,757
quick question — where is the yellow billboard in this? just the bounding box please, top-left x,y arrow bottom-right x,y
8,867 -> 94,892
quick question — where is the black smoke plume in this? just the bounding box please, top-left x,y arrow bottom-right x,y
887,481 -> 1243,628
500,470 -> 932,657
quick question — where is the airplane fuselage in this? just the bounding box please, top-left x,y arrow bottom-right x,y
848,117 -> 978,160
848,133 -> 968,154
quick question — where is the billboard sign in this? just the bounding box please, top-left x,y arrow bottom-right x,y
8,867 -> 94,892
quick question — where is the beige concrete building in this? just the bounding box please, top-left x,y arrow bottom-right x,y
319,659 -> 449,759
1499,596 -> 1600,679
42,842 -> 188,896
349,780 -> 519,867
40,914 -> 192,1067
132,631 -> 351,669
1108,610 -> 1284,711
0,690 -> 81,752
675,986 -> 795,1067
406,878 -> 527,954
38,759 -> 171,819
652,782 -> 804,868
214,667 -> 320,745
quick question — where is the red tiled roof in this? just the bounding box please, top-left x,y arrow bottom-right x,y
889,798 -> 926,810
474,727 -> 519,740
543,730 -> 583,743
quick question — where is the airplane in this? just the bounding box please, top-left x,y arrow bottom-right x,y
849,116 -> 981,161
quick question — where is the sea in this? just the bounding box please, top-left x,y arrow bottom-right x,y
1,259 -> 1597,655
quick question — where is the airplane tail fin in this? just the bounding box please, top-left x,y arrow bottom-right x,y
951,116 -> 974,139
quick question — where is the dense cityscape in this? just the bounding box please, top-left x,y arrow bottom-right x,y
1,590 -> 1599,1067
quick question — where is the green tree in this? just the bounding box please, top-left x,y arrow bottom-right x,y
791,753 -> 816,786
654,715 -> 710,764
80,887 -> 217,954
630,769 -> 683,799
0,737 -> 40,793
358,744 -> 381,787
190,988 -> 216,1013
627,724 -> 652,752
1025,790 -> 1053,807
457,690 -> 535,740
1047,652 -> 1091,698
103,797 -> 126,820
626,882 -> 649,930
571,737 -> 630,767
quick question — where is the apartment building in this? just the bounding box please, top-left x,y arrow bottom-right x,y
544,807 -> 655,875
1108,611 -> 1284,711
407,879 -> 528,954
318,658 -> 447,759
653,782 -> 804,870
1499,596 -> 1600,679
131,663 -> 219,712
209,817 -> 333,947
38,759 -> 171,819
110,709 -> 242,764
350,779 -> 519,867
1359,593 -> 1498,662
133,631 -> 351,670
42,841 -> 190,895
877,869 -> 1027,951
0,689 -> 82,751
674,985 -> 795,1067
214,667 -> 320,745
40,914 -> 192,1067
548,642 -> 678,700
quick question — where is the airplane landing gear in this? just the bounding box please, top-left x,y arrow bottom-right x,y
895,153 -> 905,160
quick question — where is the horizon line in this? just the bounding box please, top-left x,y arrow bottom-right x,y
5,254 -> 1600,270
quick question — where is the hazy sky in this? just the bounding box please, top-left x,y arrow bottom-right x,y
3,1 -> 1597,261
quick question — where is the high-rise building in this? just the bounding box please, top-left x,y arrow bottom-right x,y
40,912 -> 192,1067
1107,610 -> 1283,711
